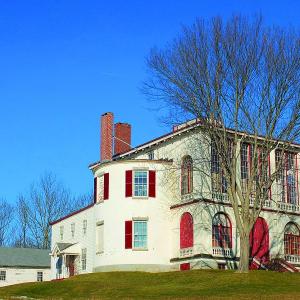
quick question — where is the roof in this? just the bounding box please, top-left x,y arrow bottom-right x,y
0,247 -> 50,268
51,243 -> 80,256
56,243 -> 73,251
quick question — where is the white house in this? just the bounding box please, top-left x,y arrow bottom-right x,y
50,112 -> 300,278
0,247 -> 51,286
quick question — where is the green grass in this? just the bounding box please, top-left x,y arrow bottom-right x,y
0,270 -> 300,299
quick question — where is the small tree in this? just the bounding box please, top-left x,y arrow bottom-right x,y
143,15 -> 300,272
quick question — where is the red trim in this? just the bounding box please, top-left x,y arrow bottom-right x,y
125,170 -> 133,197
50,204 -> 94,225
296,155 -> 299,205
180,263 -> 190,271
104,173 -> 109,200
93,177 -> 98,204
148,170 -> 156,197
125,220 -> 132,249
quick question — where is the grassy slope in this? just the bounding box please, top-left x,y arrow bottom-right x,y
0,270 -> 300,299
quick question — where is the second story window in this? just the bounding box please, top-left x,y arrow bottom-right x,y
211,144 -> 227,194
148,150 -> 154,160
59,226 -> 64,241
83,220 -> 87,235
181,156 -> 193,195
71,223 -> 75,238
134,171 -> 148,197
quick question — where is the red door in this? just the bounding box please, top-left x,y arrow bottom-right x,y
68,256 -> 75,277
249,217 -> 269,268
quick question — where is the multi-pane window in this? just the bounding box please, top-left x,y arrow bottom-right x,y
83,220 -> 87,235
98,175 -> 104,202
71,223 -> 75,238
133,221 -> 147,249
0,270 -> 6,281
211,144 -> 227,193
37,271 -> 43,282
148,151 -> 154,160
81,248 -> 87,271
59,226 -> 64,241
134,171 -> 148,197
96,222 -> 104,253
276,150 -> 298,204
284,223 -> 300,256
212,213 -> 232,249
241,143 -> 251,180
181,156 -> 193,195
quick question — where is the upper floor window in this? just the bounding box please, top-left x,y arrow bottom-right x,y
211,144 -> 227,194
181,156 -> 193,195
284,222 -> 300,256
60,225 -> 64,241
71,223 -> 75,238
83,220 -> 87,236
148,150 -> 154,160
134,171 -> 148,197
241,143 -> 252,180
94,173 -> 109,203
212,213 -> 232,249
276,150 -> 298,204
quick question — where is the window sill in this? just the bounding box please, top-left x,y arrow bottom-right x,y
96,251 -> 104,255
132,248 -> 148,251
132,196 -> 149,200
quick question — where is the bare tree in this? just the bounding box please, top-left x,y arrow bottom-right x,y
20,172 -> 72,249
0,198 -> 14,246
143,15 -> 300,272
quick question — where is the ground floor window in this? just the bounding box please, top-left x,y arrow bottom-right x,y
212,213 -> 232,249
81,248 -> 87,271
37,271 -> 43,282
0,270 -> 6,281
133,221 -> 147,249
284,222 -> 300,256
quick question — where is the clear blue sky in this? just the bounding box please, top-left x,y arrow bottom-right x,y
1,0 -> 299,203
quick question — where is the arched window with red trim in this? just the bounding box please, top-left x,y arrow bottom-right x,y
180,212 -> 194,249
181,156 -> 193,195
212,213 -> 232,249
284,222 -> 300,257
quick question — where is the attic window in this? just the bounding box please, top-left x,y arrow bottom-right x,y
148,151 -> 154,160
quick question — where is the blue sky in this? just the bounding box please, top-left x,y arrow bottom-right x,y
1,0 -> 299,203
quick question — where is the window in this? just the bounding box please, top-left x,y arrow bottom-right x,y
276,151 -> 298,204
94,173 -> 109,203
212,213 -> 232,249
180,212 -> 194,249
0,270 -> 6,281
284,222 -> 300,256
96,222 -> 104,253
241,143 -> 252,180
98,175 -> 104,201
133,221 -> 147,249
211,144 -> 227,194
148,151 -> 154,160
81,248 -> 87,271
59,226 -> 64,241
37,271 -> 43,282
71,223 -> 75,238
218,263 -> 226,270
83,220 -> 87,235
181,156 -> 193,195
134,171 -> 148,197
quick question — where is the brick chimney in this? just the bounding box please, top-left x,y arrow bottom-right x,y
114,122 -> 131,155
100,112 -> 114,161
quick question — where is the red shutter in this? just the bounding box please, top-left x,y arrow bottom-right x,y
180,263 -> 190,271
104,173 -> 109,200
125,220 -> 132,249
125,170 -> 132,197
93,177 -> 98,203
148,170 -> 156,197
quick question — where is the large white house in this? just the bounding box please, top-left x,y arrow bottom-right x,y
50,112 -> 300,278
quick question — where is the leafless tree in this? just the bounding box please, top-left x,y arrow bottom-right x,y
0,198 -> 14,246
19,172 -> 72,249
143,15 -> 300,272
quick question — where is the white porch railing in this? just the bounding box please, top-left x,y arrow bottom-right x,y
285,255 -> 300,263
181,193 -> 195,202
180,247 -> 193,257
212,192 -> 229,203
212,247 -> 233,257
277,202 -> 300,212
249,197 -> 271,208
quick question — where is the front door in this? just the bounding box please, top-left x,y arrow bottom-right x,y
67,256 -> 75,277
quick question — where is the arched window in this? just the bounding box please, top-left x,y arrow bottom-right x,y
180,212 -> 194,249
212,213 -> 232,249
284,222 -> 300,256
181,156 -> 193,195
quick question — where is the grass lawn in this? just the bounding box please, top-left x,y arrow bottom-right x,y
0,269 -> 300,299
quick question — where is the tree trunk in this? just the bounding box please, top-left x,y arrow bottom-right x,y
239,233 -> 250,273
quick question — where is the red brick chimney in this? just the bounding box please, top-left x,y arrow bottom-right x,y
100,112 -> 114,161
114,122 -> 131,155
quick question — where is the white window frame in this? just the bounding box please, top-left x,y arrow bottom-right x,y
83,220 -> 87,236
37,271 -> 43,282
81,248 -> 87,271
59,225 -> 64,241
133,169 -> 148,198
0,270 -> 6,281
71,223 -> 75,238
97,173 -> 105,203
96,221 -> 104,254
133,219 -> 148,250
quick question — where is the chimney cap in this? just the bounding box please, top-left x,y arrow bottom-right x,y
101,112 -> 114,117
115,122 -> 131,127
